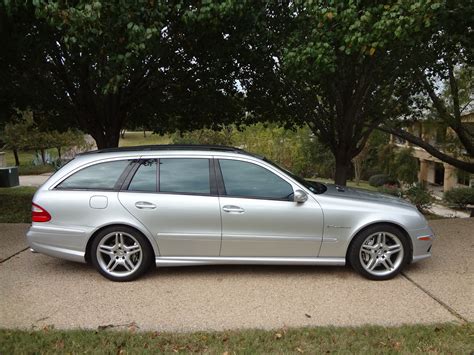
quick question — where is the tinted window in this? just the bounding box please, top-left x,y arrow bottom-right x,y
57,160 -> 129,190
219,159 -> 293,200
128,160 -> 157,192
159,158 -> 210,194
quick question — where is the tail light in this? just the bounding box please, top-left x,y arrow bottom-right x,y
32,203 -> 51,222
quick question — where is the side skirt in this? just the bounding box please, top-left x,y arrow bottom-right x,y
155,256 -> 346,267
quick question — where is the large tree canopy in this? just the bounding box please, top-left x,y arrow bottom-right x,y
238,0 -> 442,185
3,0 -> 471,185
1,1 -> 244,148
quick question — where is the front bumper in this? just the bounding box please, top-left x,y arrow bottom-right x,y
408,225 -> 435,263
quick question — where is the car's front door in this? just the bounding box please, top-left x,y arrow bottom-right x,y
217,158 -> 324,257
118,157 -> 221,256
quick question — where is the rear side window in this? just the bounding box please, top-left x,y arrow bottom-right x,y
159,158 -> 210,194
219,159 -> 293,200
56,160 -> 130,190
128,160 -> 157,192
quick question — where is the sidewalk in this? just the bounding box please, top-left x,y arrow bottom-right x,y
19,173 -> 52,187
429,203 -> 470,218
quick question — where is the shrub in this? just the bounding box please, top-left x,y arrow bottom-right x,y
404,184 -> 432,211
377,186 -> 402,197
171,123 -> 335,178
444,187 -> 474,209
369,174 -> 400,187
171,128 -> 234,146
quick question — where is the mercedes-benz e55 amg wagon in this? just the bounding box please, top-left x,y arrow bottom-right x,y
27,145 -> 434,281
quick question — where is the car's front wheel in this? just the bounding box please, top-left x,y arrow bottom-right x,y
91,226 -> 153,281
349,224 -> 410,280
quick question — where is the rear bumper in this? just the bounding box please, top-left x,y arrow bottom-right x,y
408,225 -> 435,263
26,224 -> 89,263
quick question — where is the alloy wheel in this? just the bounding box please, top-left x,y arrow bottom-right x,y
96,231 -> 143,278
359,231 -> 404,277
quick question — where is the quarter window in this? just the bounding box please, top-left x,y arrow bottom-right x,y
128,160 -> 157,192
219,159 -> 293,200
57,160 -> 130,190
159,158 -> 210,195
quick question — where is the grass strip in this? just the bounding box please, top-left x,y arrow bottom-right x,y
0,323 -> 472,354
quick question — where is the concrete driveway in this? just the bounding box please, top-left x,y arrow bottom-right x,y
0,219 -> 471,331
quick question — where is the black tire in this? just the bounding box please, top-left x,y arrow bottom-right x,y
90,226 -> 153,282
348,224 -> 411,280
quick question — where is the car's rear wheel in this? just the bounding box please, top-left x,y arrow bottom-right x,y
349,224 -> 410,280
91,226 -> 153,281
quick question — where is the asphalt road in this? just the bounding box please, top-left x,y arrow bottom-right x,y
0,219 -> 471,331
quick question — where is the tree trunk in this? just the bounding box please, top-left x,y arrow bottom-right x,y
40,149 -> 46,164
93,129 -> 121,149
57,147 -> 62,160
13,149 -> 20,166
76,103 -> 125,150
334,155 -> 351,186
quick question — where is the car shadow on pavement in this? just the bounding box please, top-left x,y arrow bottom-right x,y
49,256 -> 355,281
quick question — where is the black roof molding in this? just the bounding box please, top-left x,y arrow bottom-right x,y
78,144 -> 258,157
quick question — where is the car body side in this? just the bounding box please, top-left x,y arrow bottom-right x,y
27,150 -> 434,266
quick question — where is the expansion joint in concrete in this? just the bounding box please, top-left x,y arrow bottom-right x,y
0,247 -> 29,264
401,272 -> 468,323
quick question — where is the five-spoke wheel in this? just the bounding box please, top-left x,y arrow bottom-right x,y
349,224 -> 410,280
91,226 -> 153,281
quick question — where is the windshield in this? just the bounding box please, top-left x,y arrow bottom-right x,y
263,158 -> 327,194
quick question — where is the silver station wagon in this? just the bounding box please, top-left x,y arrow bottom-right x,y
27,145 -> 434,281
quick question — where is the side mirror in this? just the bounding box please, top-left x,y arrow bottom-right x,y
294,189 -> 308,203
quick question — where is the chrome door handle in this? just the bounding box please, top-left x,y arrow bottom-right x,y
135,201 -> 156,209
222,205 -> 245,213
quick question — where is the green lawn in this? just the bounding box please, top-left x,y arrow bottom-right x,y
4,150 -> 36,167
0,187 -> 37,223
119,131 -> 171,147
3,149 -> 56,175
0,323 -> 472,354
315,178 -> 378,191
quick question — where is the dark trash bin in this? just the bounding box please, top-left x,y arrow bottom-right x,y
0,167 -> 20,187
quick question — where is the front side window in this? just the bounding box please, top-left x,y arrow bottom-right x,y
219,159 -> 293,200
57,160 -> 130,190
128,160 -> 157,192
159,158 -> 210,195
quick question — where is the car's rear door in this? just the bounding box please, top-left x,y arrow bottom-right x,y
216,158 -> 324,257
118,157 -> 221,256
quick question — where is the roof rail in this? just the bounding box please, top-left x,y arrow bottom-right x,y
78,144 -> 256,156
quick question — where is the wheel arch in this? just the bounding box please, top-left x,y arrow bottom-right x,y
345,221 -> 413,264
85,223 -> 158,264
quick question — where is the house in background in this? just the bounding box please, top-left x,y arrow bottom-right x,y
391,112 -> 473,192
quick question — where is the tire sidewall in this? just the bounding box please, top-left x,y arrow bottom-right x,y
90,226 -> 153,282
